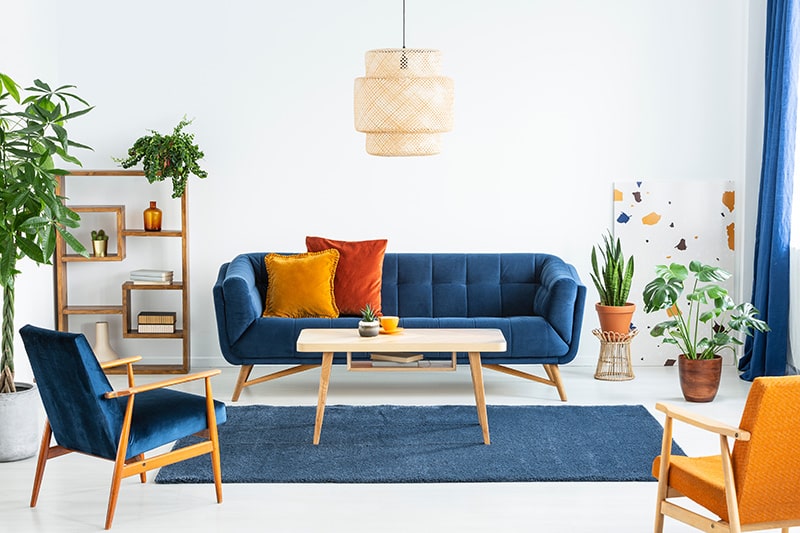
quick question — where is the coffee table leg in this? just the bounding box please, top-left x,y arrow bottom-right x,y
313,351 -> 334,445
468,351 -> 490,444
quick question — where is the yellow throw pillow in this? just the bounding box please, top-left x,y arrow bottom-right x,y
262,250 -> 340,318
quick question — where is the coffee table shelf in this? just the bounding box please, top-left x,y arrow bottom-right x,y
346,353 -> 456,372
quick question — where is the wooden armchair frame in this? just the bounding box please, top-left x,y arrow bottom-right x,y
30,356 -> 224,530
653,401 -> 799,533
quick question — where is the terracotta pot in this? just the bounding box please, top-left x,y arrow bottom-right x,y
678,354 -> 722,402
595,302 -> 635,335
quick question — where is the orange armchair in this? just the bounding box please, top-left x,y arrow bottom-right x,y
652,375 -> 800,533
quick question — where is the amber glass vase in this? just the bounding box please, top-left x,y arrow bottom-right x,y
143,201 -> 162,231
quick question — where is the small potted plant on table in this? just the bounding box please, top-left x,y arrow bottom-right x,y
358,304 -> 380,337
642,261 -> 769,402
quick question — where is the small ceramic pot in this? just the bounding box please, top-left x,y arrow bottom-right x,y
358,320 -> 380,337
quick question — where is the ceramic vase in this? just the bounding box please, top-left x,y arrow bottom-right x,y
93,321 -> 119,362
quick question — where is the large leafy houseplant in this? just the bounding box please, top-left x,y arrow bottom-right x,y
114,117 -> 207,199
642,261 -> 769,360
0,73 -> 93,393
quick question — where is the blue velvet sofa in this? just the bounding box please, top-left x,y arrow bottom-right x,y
213,252 -> 586,401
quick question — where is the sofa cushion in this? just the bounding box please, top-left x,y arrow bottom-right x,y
305,236 -> 387,316
262,250 -> 340,318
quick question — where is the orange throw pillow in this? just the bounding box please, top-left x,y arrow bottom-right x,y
305,236 -> 387,316
262,250 -> 340,318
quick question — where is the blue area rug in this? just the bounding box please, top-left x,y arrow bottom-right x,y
154,404 -> 682,484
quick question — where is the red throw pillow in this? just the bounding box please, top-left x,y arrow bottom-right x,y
305,236 -> 387,316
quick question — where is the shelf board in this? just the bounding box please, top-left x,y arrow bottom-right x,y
69,205 -> 126,212
123,230 -> 182,237
63,305 -> 124,315
62,253 -> 124,262
65,170 -> 145,177
122,281 -> 184,290
123,329 -> 184,339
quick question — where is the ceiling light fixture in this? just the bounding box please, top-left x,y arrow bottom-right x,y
354,0 -> 454,156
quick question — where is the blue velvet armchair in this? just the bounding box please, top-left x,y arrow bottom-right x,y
20,324 -> 227,529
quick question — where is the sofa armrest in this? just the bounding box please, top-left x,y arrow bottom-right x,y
214,255 -> 264,346
533,256 -> 586,345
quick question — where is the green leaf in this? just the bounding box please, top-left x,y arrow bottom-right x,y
16,235 -> 45,263
56,226 -> 88,257
0,73 -> 20,103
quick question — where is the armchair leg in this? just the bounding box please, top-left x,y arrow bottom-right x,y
205,377 -> 224,504
30,422 -> 52,507
133,454 -> 146,483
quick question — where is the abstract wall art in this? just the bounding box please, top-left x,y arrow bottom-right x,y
613,180 -> 737,365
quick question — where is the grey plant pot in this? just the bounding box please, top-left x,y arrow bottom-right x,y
358,321 -> 380,337
0,382 -> 41,462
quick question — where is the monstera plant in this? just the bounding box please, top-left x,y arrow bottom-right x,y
0,73 -> 93,394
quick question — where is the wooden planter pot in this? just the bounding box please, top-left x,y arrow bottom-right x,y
595,302 -> 635,335
678,354 -> 723,402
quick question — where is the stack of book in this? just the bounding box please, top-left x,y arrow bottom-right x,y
370,352 -> 426,367
137,312 -> 177,334
130,269 -> 173,285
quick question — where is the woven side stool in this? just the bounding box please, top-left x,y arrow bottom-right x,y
593,329 -> 637,381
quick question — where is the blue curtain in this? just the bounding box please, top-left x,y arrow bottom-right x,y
739,0 -> 800,380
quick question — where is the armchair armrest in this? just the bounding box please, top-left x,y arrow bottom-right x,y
655,402 -> 750,441
104,369 -> 222,399
100,356 -> 142,370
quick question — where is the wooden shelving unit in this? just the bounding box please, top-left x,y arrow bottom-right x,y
54,170 -> 190,374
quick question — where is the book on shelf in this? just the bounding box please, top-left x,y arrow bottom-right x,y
131,279 -> 173,285
137,324 -> 176,334
370,360 -> 452,368
138,311 -> 177,325
370,352 -> 424,363
130,269 -> 174,280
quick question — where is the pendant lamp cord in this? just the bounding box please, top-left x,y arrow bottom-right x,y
402,0 -> 406,49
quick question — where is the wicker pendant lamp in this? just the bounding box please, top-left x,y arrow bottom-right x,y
354,1 -> 454,156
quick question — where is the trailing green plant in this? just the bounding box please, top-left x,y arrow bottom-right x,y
642,261 -> 770,360
0,73 -> 93,393
590,231 -> 634,306
114,117 -> 207,199
360,304 -> 378,323
91,229 -> 108,241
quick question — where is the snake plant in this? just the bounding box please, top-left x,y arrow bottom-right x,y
590,231 -> 634,306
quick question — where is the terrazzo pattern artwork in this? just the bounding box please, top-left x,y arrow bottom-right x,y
613,181 -> 737,366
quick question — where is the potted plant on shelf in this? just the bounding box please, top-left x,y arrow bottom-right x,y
91,229 -> 109,257
590,231 -> 635,335
642,261 -> 770,402
114,117 -> 208,199
0,73 -> 92,460
358,304 -> 380,337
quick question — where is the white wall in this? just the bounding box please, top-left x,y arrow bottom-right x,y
3,0 -> 764,376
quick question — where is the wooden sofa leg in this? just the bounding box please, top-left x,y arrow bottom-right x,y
543,364 -> 568,402
231,364 -> 322,402
482,363 -> 568,401
232,365 -> 254,402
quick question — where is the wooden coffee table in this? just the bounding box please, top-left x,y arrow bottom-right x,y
296,328 -> 507,445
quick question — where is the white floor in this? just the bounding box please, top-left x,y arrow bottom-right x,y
0,362 -> 756,532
